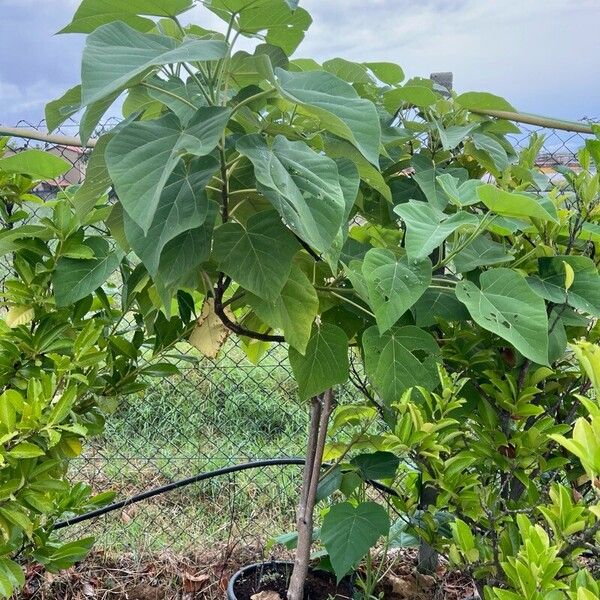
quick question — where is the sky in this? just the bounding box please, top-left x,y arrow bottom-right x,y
1,0 -> 599,127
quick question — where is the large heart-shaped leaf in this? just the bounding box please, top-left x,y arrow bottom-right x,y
213,210 -> 299,301
362,249 -> 431,333
236,134 -> 348,253
207,0 -> 311,55
362,325 -> 440,404
528,256 -> 600,317
321,501 -> 390,580
81,21 -> 227,106
477,184 -> 558,223
394,200 -> 478,259
53,238 -> 124,306
412,288 -> 469,327
124,156 -> 218,276
60,0 -> 193,34
74,134 -> 113,218
155,201 -> 218,293
289,324 -> 349,400
456,268 -> 549,364
145,76 -> 207,125
106,108 -> 230,233
452,235 -> 514,273
247,263 -> 318,354
275,68 -> 381,166
471,133 -> 509,172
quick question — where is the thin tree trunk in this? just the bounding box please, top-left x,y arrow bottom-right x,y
287,390 -> 333,600
417,482 -> 439,574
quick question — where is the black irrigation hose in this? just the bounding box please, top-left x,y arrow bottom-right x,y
54,458 -> 399,530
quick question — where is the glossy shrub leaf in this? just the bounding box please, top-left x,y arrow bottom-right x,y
321,501 -> 390,580
0,557 -> 24,599
363,325 -> 440,404
528,256 -> 600,317
124,156 -> 218,276
237,134 -> 348,253
213,210 -> 299,301
350,451 -> 400,481
80,22 -> 227,106
362,249 -> 431,333
247,263 -> 318,353
0,226 -> 52,258
289,324 -> 349,400
456,268 -> 549,365
394,201 -> 478,259
0,151 -> 70,179
477,184 -> 559,223
106,108 -> 230,233
60,0 -> 193,33
53,237 -> 124,306
276,68 -> 381,166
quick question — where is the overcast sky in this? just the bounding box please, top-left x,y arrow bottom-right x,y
1,0 -> 598,127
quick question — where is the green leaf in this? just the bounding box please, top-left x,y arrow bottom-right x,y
362,249 -> 432,333
455,91 -> 516,112
236,134 -> 348,253
364,62 -> 404,85
214,210 -> 299,301
80,21 -> 227,106
53,237 -> 124,306
208,0 -> 311,56
383,84 -> 438,112
471,133 -> 509,172
323,58 -> 371,84
394,201 -> 479,259
410,155 -> 458,210
33,537 -> 95,572
452,235 -> 514,273
140,363 -> 180,377
528,256 -> 600,317
350,451 -> 400,480
73,134 -> 112,218
324,138 -> 391,202
275,68 -> 381,166
412,288 -> 469,327
124,156 -> 218,276
60,0 -> 193,33
321,501 -> 390,580
145,78 -> 207,125
247,263 -> 318,353
45,85 -> 82,133
0,557 -> 24,598
8,442 -> 45,458
155,200 -> 218,293
477,184 -> 559,223
456,268 -> 549,364
289,324 -> 349,400
436,174 -> 483,207
362,325 -> 440,404
106,108 -> 230,233
0,150 -> 70,179
0,225 -> 52,258
433,121 -> 478,151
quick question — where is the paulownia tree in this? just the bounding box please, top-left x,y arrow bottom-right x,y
27,0 -> 600,597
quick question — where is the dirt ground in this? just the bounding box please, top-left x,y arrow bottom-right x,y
19,545 -> 476,599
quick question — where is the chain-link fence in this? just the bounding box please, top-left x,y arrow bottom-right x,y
2,117 -> 597,562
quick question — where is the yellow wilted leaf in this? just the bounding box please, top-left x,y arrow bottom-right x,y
188,299 -> 231,358
5,306 -> 34,328
563,260 -> 575,290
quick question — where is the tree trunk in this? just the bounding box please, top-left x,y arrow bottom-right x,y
287,390 -> 333,600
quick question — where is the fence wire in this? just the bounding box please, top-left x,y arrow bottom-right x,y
2,118 -> 596,559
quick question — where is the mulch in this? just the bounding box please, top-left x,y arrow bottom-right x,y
18,545 -> 476,599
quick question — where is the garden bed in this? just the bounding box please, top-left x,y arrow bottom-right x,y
19,546 -> 475,599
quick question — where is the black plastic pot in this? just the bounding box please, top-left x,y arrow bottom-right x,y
227,561 -> 354,600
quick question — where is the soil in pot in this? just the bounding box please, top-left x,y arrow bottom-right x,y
231,562 -> 353,600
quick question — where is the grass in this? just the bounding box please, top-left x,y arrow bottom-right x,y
65,342 -> 314,555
